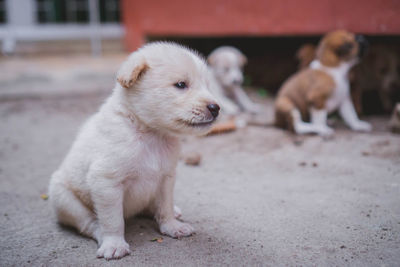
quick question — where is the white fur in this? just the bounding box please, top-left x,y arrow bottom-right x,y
310,60 -> 355,112
208,46 -> 262,114
307,60 -> 372,133
291,109 -> 333,136
49,42 -> 219,260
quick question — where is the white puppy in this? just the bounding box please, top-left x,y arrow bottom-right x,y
49,42 -> 220,260
208,46 -> 262,114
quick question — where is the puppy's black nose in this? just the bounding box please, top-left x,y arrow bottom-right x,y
207,103 -> 220,118
233,79 -> 242,86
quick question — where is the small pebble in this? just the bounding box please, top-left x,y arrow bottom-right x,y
362,151 -> 370,156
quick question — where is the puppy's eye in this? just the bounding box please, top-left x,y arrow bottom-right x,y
174,81 -> 187,89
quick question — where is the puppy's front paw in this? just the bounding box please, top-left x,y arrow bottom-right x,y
97,236 -> 130,260
351,121 -> 372,132
160,219 -> 194,238
316,125 -> 334,137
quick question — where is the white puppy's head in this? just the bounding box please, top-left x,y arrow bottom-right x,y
116,42 -> 220,136
207,46 -> 247,88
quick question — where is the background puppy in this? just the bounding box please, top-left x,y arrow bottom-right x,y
208,46 -> 262,114
295,43 -> 400,115
275,30 -> 371,135
351,45 -> 400,114
49,42 -> 220,260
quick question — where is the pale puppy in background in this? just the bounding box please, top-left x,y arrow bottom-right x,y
208,46 -> 262,115
49,42 -> 220,260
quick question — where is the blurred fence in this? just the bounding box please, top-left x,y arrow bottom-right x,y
0,0 -> 123,55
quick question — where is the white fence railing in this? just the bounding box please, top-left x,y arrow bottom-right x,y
0,0 -> 124,56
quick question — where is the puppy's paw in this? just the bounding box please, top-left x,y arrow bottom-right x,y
160,219 -> 194,238
351,121 -> 372,132
96,236 -> 130,260
316,125 -> 334,137
173,205 -> 182,219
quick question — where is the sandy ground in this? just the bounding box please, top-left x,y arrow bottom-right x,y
0,55 -> 399,266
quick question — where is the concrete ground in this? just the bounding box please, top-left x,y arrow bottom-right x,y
0,55 -> 399,267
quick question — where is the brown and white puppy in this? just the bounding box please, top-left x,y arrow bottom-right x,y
208,46 -> 262,115
296,43 -> 400,115
275,30 -> 371,135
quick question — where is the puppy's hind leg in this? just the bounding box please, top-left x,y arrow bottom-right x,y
291,109 -> 317,134
49,176 -> 101,243
291,109 -> 333,136
276,96 -> 321,135
310,108 -> 334,136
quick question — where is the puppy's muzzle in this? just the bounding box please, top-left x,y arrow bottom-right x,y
356,35 -> 368,58
233,79 -> 243,86
207,103 -> 220,118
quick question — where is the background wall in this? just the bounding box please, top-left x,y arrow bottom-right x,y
121,0 -> 400,50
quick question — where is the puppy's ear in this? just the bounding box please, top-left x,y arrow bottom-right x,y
117,53 -> 148,89
207,52 -> 217,66
336,42 -> 354,57
238,53 -> 248,66
296,44 -> 316,66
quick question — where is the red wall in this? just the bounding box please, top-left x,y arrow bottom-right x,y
121,0 -> 400,51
